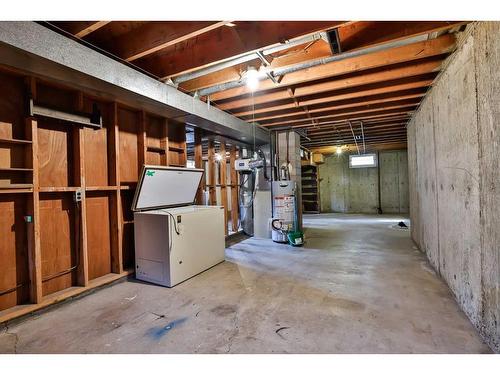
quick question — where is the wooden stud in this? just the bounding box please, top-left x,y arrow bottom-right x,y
138,111 -> 147,173
229,145 -> 239,232
219,142 -> 228,235
109,103 -> 123,274
207,139 -> 216,205
25,117 -> 42,304
160,118 -> 169,166
74,92 -> 88,287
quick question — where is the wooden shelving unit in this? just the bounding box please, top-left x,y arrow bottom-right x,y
301,164 -> 320,214
0,70 -> 190,323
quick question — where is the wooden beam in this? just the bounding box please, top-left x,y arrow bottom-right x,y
25,117 -> 42,304
209,34 -> 455,101
109,103 -> 123,274
179,39 -> 333,92
138,111 -> 147,174
207,139 -> 216,205
103,21 -> 231,62
245,92 -> 426,122
259,101 -> 419,127
51,21 -> 111,38
160,118 -> 169,166
180,22 -> 465,93
137,22 -> 345,79
74,92 -> 88,287
217,58 -> 442,111
229,145 -> 239,233
338,21 -> 466,52
194,128 -> 203,204
289,110 -> 415,129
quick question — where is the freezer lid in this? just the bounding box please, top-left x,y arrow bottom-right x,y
132,165 -> 204,211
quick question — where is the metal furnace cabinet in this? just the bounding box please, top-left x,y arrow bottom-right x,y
132,166 -> 225,287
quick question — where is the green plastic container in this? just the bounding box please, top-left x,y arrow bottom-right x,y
287,231 -> 304,247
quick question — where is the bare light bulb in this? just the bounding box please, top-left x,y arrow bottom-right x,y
244,67 -> 260,92
336,146 -> 343,155
215,153 -> 223,162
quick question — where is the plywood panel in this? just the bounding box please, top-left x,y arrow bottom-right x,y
83,98 -> 110,187
38,120 -> 73,187
0,196 -> 29,311
86,192 -> 112,280
0,72 -> 25,140
39,193 -> 77,296
118,107 -> 138,184
146,151 -> 161,165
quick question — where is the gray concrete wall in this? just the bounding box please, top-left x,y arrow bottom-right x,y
407,22 -> 500,352
319,150 -> 409,214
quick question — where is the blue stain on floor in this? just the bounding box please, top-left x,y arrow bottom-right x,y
146,317 -> 188,340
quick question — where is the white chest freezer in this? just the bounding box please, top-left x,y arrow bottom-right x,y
132,165 -> 225,287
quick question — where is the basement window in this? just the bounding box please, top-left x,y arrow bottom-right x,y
349,154 -> 377,168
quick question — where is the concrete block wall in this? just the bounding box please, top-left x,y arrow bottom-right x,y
319,150 -> 409,214
407,22 -> 499,352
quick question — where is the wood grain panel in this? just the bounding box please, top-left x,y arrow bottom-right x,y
0,72 -> 26,140
0,196 -> 29,311
39,193 -> 77,296
118,107 -> 138,184
83,98 -> 110,186
37,121 -> 73,187
86,192 -> 112,280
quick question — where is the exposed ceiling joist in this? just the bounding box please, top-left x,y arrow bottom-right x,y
208,33 -> 456,101
51,21 -> 111,38
137,21 -> 346,79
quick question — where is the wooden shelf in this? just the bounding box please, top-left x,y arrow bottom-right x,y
0,167 -> 33,172
301,164 -> 320,214
169,163 -> 185,167
85,186 -> 119,191
0,138 -> 32,145
147,145 -> 165,153
39,186 -> 81,192
169,146 -> 185,152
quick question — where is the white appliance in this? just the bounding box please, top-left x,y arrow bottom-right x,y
132,166 -> 225,287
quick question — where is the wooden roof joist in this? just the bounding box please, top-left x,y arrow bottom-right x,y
243,91 -> 426,122
289,110 -> 414,129
216,57 -> 443,111
260,102 -> 418,127
306,122 -> 408,136
208,33 -> 455,102
306,129 -> 408,141
302,135 -> 408,147
180,22 -> 464,93
136,22 -> 346,79
50,21 -> 111,38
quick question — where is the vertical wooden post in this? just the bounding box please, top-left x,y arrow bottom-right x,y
207,139 -> 216,205
109,103 -> 123,274
194,128 -> 203,204
219,142 -> 228,235
160,118 -> 169,166
230,145 -> 239,232
25,117 -> 42,303
74,92 -> 88,287
138,111 -> 147,173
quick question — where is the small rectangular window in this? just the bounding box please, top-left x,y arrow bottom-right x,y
349,154 -> 377,168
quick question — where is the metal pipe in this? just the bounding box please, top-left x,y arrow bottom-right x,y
172,32 -> 325,85
360,121 -> 366,153
198,33 -> 430,97
348,121 -> 360,155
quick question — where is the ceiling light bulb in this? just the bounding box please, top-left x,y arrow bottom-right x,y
244,67 -> 260,92
336,146 -> 343,155
215,153 -> 223,162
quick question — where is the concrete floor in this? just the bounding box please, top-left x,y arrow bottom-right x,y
0,214 -> 491,354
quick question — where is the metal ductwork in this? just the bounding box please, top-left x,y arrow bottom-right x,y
0,21 -> 269,145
